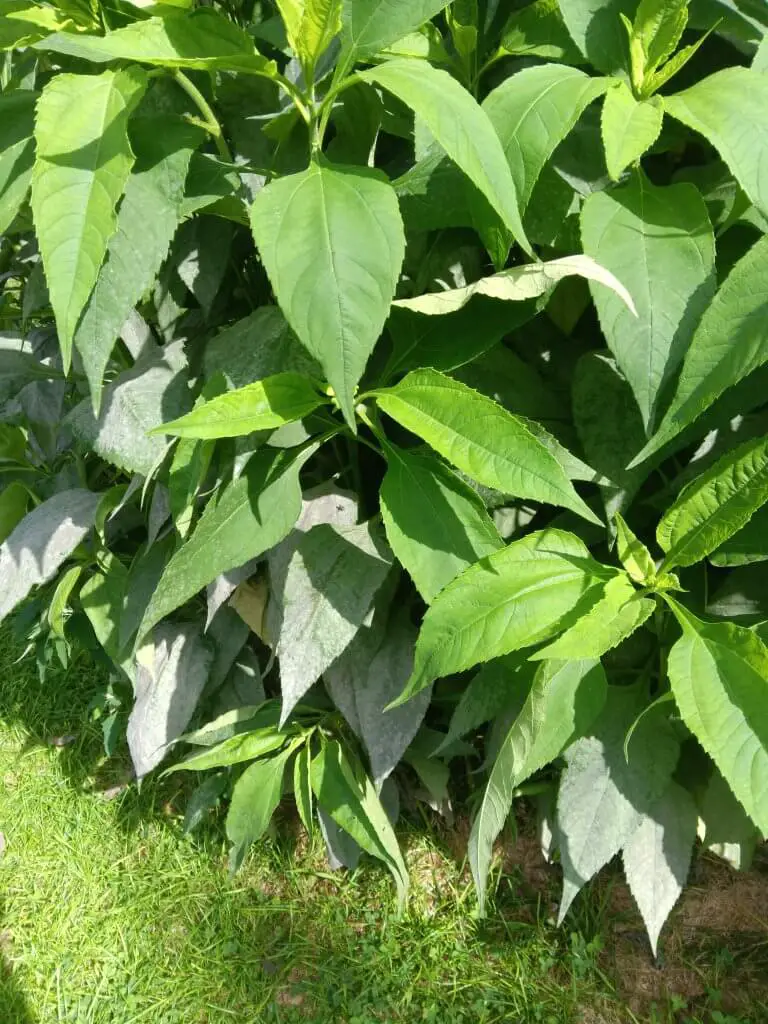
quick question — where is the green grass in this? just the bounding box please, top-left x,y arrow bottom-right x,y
0,631 -> 766,1024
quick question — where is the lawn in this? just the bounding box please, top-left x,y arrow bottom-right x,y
0,630 -> 766,1024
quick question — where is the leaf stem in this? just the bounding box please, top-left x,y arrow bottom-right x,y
172,70 -> 232,162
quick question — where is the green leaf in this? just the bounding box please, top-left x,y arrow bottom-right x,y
0,482 -> 29,546
664,68 -> 768,219
310,738 -> 408,907
482,64 -> 610,213
359,59 -> 531,255
139,447 -> 310,639
153,374 -> 327,440
394,254 -> 634,317
73,119 -> 201,410
395,529 -> 616,704
581,174 -> 715,432
80,555 -> 129,668
0,90 -> 37,236
710,505 -> 768,567
48,564 -> 83,639
622,781 -> 697,956
530,575 -> 655,661
0,0 -> 71,48
272,520 -> 393,724
601,83 -> 663,180
615,513 -> 657,584
470,658 -> 607,914
341,0 -> 451,59
226,742 -> 298,873
0,489 -> 100,624
657,435 -> 768,570
37,10 -> 277,76
557,0 -> 635,73
666,599 -> 768,836
31,68 -> 147,370
379,443 -> 503,604
168,727 -> 292,773
183,774 -> 228,835
293,744 -> 314,834
373,369 -> 602,524
499,0 -> 586,63
129,622 -> 214,778
296,0 -> 342,71
632,235 -> 768,465
633,0 -> 688,74
556,684 -> 680,920
250,161 -> 404,429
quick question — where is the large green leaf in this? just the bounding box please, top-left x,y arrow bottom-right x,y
226,743 -> 298,873
622,782 -> 697,956
37,10 -> 277,76
395,529 -> 617,704
530,574 -> 655,661
470,658 -> 607,914
373,369 -> 601,524
581,174 -> 715,432
31,68 -> 147,371
601,83 -> 663,181
250,161 -> 404,428
74,119 -> 201,410
482,63 -> 610,213
379,443 -> 503,604
556,684 -> 680,920
341,0 -> 451,59
393,254 -> 634,317
710,505 -> 768,567
359,60 -> 530,255
0,90 -> 37,235
657,435 -> 768,570
0,0 -> 71,48
666,600 -> 768,835
557,0 -> 635,73
153,373 -> 328,440
139,447 -> 310,639
664,68 -> 768,219
632,235 -> 768,464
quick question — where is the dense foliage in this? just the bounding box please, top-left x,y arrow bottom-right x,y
2,0 -> 768,955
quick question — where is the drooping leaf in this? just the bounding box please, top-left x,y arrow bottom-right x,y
482,63 -> 610,212
359,59 -> 531,254
293,744 -> 314,834
183,774 -> 228,835
393,254 -> 635,317
557,0 -> 635,73
0,489 -> 100,623
341,0 -> 452,59
74,119 -> 201,410
470,658 -> 606,914
622,781 -> 697,955
37,10 -> 277,76
657,435 -> 768,570
581,174 -> 716,431
273,520 -> 393,724
373,369 -> 601,524
556,684 -> 680,921
633,235 -> 768,464
601,83 -> 663,180
379,443 -> 503,603
310,738 -> 408,907
0,90 -> 37,236
530,574 -> 655,660
80,555 -> 129,669
664,68 -> 768,219
226,742 -> 298,873
709,505 -> 768,566
326,606 -> 430,788
128,621 -> 214,778
250,161 -> 404,428
396,529 -> 617,704
168,726 -> 293,773
140,446 -> 311,639
31,68 -> 147,370
154,373 -> 327,440
666,599 -> 768,836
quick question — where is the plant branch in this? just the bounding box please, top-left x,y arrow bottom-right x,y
172,70 -> 232,161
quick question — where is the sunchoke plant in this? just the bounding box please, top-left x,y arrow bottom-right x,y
2,0 -> 768,954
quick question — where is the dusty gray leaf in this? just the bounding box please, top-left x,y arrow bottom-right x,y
207,605 -> 250,691
175,217 -> 233,317
622,781 -> 697,956
206,557 -> 260,629
209,646 -> 266,718
128,621 -> 214,778
318,806 -> 361,871
0,489 -> 100,622
276,520 -> 393,725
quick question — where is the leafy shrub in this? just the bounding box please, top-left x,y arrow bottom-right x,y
2,0 -> 768,955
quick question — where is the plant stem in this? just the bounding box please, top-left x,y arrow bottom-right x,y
172,70 -> 232,162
